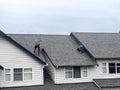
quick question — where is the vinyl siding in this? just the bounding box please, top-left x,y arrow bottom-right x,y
54,60 -> 120,84
55,67 -> 92,84
88,60 -> 120,79
0,37 -> 44,87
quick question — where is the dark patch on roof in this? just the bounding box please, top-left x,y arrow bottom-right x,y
8,34 -> 97,67
1,69 -> 99,90
0,30 -> 46,65
71,32 -> 120,59
94,78 -> 120,88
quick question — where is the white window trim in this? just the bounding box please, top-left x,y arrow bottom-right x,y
102,63 -> 107,74
82,67 -> 87,77
13,68 -> 32,82
23,68 -> 32,81
64,67 -> 73,78
4,69 -> 11,82
64,67 -> 81,79
108,62 -> 120,74
13,68 -> 23,81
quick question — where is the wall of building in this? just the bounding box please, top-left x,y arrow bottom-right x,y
0,37 -> 44,87
55,67 -> 92,84
53,59 -> 120,84
88,60 -> 120,79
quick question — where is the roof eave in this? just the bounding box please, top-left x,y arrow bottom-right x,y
0,30 -> 47,65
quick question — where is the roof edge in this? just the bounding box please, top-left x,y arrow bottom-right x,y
0,30 -> 46,65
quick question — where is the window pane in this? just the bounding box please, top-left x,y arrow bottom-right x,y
103,68 -> 107,73
117,67 -> 120,73
5,74 -> 10,81
65,72 -> 72,78
65,67 -> 72,71
117,63 -> 120,66
109,63 -> 115,66
109,63 -> 115,74
74,67 -> 80,78
5,69 -> 10,73
102,63 -> 107,73
102,63 -> 106,67
24,68 -> 32,73
14,68 -> 23,81
83,67 -> 87,77
24,73 -> 32,80
65,67 -> 73,78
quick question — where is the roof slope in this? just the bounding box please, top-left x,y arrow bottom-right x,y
71,32 -> 120,59
94,78 -> 120,88
8,34 -> 96,67
1,69 -> 99,90
0,30 -> 46,65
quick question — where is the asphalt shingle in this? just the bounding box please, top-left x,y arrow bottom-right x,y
94,78 -> 120,88
8,34 -> 96,67
71,32 -> 120,59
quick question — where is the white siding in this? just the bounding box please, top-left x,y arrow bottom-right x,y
88,60 -> 120,79
0,37 -> 44,87
55,67 -> 92,84
54,60 -> 120,84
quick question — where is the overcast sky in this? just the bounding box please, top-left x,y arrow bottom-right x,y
0,0 -> 120,34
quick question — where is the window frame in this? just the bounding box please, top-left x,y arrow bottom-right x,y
13,68 -> 32,81
13,68 -> 23,81
65,67 -> 73,78
4,69 -> 11,82
109,63 -> 120,74
102,63 -> 107,74
65,66 -> 81,79
23,68 -> 32,81
82,67 -> 87,77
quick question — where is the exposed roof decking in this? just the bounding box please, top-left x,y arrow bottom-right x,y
71,32 -> 120,59
8,34 -> 96,67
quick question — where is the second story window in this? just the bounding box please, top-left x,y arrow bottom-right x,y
102,63 -> 107,73
65,66 -> 81,78
82,67 -> 87,77
109,63 -> 120,74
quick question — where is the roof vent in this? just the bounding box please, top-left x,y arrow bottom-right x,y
77,44 -> 85,53
34,37 -> 42,55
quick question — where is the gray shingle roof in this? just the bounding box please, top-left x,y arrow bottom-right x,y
71,32 -> 120,59
0,31 -> 46,65
1,69 -> 99,90
8,34 -> 96,67
94,78 -> 120,88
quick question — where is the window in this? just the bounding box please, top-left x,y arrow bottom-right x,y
24,68 -> 32,80
5,69 -> 11,81
109,63 -> 120,74
117,63 -> 120,73
74,67 -> 80,78
14,68 -> 23,81
65,67 -> 81,78
65,67 -> 73,78
102,63 -> 107,73
82,67 -> 87,77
